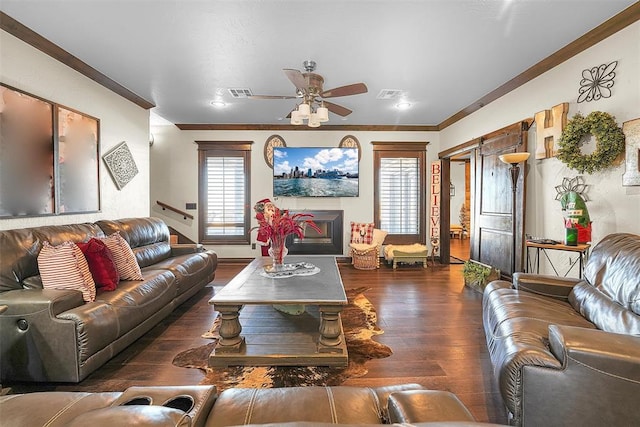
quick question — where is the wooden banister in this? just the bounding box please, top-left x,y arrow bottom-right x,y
156,201 -> 194,220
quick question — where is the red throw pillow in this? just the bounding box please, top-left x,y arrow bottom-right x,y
76,238 -> 119,291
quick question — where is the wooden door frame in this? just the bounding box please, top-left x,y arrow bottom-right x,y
437,138 -> 481,264
439,121 -> 531,272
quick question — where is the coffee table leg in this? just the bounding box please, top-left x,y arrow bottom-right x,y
214,304 -> 245,353
318,305 -> 344,348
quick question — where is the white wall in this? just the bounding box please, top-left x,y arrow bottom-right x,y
439,22 -> 640,275
0,31 -> 151,231
149,126 -> 438,257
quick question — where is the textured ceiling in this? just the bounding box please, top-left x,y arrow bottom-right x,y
1,1 -> 637,127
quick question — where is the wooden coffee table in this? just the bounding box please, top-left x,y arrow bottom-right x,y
208,256 -> 348,367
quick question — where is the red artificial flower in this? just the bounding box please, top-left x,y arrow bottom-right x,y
252,203 -> 321,243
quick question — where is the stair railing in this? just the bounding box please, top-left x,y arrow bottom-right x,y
156,201 -> 194,220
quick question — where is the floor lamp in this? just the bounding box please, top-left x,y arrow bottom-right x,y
499,152 -> 531,277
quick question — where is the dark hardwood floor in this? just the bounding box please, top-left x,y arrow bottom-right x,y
7,237 -> 508,424
450,235 -> 471,261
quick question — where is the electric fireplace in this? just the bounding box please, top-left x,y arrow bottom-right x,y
285,210 -> 344,255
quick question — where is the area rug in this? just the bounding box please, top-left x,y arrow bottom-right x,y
172,287 -> 392,391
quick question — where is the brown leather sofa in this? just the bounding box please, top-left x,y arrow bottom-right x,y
0,383 -> 506,426
482,233 -> 640,426
0,217 -> 217,383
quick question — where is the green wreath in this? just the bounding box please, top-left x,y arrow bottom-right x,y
556,111 -> 625,174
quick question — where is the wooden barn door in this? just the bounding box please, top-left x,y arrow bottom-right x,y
471,121 -> 530,278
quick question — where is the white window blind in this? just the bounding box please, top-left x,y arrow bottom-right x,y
204,156 -> 245,237
197,141 -> 251,245
379,157 -> 419,234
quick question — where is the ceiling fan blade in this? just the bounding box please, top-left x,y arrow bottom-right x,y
324,100 -> 352,117
248,95 -> 297,100
321,83 -> 368,98
285,108 -> 296,119
283,68 -> 307,92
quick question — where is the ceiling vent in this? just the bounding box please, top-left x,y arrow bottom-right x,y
228,88 -> 253,98
376,89 -> 404,100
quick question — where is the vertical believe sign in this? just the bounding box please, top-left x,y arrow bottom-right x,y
430,161 -> 441,254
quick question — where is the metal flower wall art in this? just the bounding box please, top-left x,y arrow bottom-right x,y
555,176 -> 588,203
577,60 -> 617,103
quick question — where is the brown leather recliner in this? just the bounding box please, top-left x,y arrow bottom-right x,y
0,383 -> 507,427
482,233 -> 640,426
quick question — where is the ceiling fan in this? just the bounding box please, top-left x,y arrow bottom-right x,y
249,60 -> 368,126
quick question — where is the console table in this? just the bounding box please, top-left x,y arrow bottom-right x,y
208,256 -> 348,367
525,241 -> 591,279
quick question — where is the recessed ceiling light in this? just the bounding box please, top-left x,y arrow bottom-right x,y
210,100 -> 226,108
395,102 -> 412,110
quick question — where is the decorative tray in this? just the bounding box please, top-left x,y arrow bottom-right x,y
260,262 -> 320,278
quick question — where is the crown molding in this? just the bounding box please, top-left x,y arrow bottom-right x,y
0,12 -> 155,110
175,124 -> 437,132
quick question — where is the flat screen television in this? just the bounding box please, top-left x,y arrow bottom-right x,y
273,147 -> 359,197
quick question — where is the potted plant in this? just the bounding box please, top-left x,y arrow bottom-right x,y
463,259 -> 500,293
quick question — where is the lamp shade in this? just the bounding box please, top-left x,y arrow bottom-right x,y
308,113 -> 321,127
499,152 -> 530,164
297,103 -> 310,119
290,110 -> 303,125
317,105 -> 329,122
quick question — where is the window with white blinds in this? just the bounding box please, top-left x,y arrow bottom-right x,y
379,158 -> 419,234
197,141 -> 252,245
373,142 -> 426,245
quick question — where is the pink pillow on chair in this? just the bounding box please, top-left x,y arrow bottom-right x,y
350,222 -> 375,244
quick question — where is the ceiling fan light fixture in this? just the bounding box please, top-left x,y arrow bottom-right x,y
251,61 -> 365,127
298,102 -> 310,119
317,105 -> 329,122
291,110 -> 303,125
308,114 -> 321,128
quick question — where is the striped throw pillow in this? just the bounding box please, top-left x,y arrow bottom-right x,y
100,232 -> 144,281
37,241 -> 96,302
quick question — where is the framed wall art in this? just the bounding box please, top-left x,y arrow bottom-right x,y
0,84 -> 55,217
264,134 -> 286,168
102,141 -> 139,190
57,106 -> 101,213
339,135 -> 361,161
0,83 -> 101,217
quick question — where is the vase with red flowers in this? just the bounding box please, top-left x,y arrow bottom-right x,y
253,199 -> 321,271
